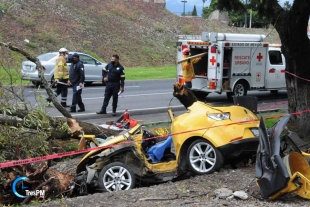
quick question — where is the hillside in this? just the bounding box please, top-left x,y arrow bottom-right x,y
0,0 -> 280,67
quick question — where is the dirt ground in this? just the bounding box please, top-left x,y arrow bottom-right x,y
26,159 -> 309,207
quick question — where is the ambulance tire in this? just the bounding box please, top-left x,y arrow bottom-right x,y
232,81 -> 248,97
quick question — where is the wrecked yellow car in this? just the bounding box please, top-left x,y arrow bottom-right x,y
70,96 -> 260,195
256,114 -> 310,200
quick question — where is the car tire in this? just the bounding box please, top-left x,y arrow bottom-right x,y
84,82 -> 93,86
270,90 -> 278,93
98,162 -> 135,192
186,139 -> 224,175
32,81 -> 41,88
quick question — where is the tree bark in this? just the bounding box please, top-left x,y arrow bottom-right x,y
219,0 -> 310,138
270,1 -> 310,138
173,82 -> 197,108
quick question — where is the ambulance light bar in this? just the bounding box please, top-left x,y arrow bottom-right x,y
187,41 -> 210,46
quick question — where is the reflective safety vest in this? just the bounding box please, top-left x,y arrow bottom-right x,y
181,55 -> 201,82
54,54 -> 69,80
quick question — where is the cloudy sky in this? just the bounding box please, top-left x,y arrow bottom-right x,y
165,0 -> 295,17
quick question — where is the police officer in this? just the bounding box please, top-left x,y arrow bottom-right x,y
46,47 -> 70,107
96,54 -> 125,116
68,53 -> 85,113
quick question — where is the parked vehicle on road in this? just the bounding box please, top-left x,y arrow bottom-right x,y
70,100 -> 260,195
176,32 -> 286,99
21,52 -> 106,87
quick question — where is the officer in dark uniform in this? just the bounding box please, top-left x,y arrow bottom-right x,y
96,54 -> 125,116
68,53 -> 85,113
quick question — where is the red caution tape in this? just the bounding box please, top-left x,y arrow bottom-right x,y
285,71 -> 310,82
0,107 -> 309,169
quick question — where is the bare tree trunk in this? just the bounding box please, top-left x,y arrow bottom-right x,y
271,2 -> 310,138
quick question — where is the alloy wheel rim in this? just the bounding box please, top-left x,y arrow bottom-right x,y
103,166 -> 132,192
189,142 -> 216,173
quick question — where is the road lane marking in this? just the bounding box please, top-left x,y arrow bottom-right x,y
82,92 -> 172,100
31,85 -> 140,92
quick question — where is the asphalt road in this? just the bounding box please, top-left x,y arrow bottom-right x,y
23,79 -> 289,124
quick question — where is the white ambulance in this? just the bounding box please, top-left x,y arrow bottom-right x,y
176,32 -> 286,99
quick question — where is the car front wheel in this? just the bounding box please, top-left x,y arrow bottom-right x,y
186,139 -> 224,175
98,162 -> 135,192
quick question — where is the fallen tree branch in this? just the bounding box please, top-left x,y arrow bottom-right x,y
0,41 -> 72,118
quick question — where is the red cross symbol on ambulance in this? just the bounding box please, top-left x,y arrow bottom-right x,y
256,72 -> 261,82
257,53 -> 263,62
210,56 -> 216,66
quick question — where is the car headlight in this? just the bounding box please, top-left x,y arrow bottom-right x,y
250,128 -> 259,136
208,112 -> 230,121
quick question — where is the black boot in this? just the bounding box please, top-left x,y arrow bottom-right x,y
61,102 -> 70,108
69,107 -> 76,113
96,108 -> 107,114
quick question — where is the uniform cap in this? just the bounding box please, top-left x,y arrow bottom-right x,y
72,53 -> 79,58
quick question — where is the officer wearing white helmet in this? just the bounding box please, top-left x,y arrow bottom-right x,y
46,48 -> 70,107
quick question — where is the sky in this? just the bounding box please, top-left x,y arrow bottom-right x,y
165,0 -> 295,17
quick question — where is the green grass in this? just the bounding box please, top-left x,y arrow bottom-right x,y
259,111 -> 287,128
125,65 -> 176,80
0,65 -> 176,85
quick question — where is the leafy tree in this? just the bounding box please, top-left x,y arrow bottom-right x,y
217,0 -> 310,137
283,1 -> 292,10
202,0 -> 206,8
192,5 -> 198,16
202,0 -> 218,19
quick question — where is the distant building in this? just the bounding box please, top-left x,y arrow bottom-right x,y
154,0 -> 166,7
139,0 -> 165,7
208,10 -> 229,24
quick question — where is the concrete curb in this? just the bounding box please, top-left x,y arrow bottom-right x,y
68,105 -> 186,120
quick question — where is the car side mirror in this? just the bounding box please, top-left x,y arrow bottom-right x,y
95,61 -> 101,65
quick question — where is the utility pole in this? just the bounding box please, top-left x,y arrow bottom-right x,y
244,0 -> 247,28
181,0 -> 187,16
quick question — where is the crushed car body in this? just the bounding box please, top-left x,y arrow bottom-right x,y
256,114 -> 310,200
69,99 -> 260,195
